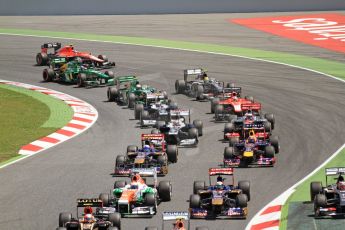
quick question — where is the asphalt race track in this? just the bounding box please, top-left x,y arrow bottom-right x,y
0,13 -> 345,230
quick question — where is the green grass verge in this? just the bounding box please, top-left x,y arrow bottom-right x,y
280,147 -> 345,229
1,28 -> 345,80
0,84 -> 73,163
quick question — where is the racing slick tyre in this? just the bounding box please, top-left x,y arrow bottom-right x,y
210,98 -> 220,113
236,194 -> 248,208
226,82 -> 235,88
158,181 -> 172,201
105,70 -> 114,78
114,180 -> 127,189
229,137 -> 239,146
167,145 -> 178,163
169,101 -> 178,110
224,147 -> 236,159
314,194 -> 327,217
115,154 -> 126,165
127,93 -> 136,108
156,121 -> 166,130
196,227 -> 209,230
224,123 -> 235,140
245,96 -> 254,102
140,111 -> 150,126
310,181 -> 323,202
99,193 -> 110,206
270,135 -> 280,153
264,121 -> 272,134
42,68 -> 55,82
151,129 -> 160,134
127,145 -> 138,154
157,154 -> 168,166
214,104 -> 224,120
77,73 -> 87,87
109,212 -> 121,229
59,212 -> 72,227
189,194 -> 201,208
145,227 -> 158,230
264,146 -> 275,158
196,85 -> 205,100
265,113 -> 275,129
193,181 -> 205,194
98,54 -> 108,62
36,52 -> 48,66
188,128 -> 199,139
193,120 -> 203,136
238,181 -> 251,201
175,80 -> 186,94
107,87 -> 119,102
134,103 -> 144,120
144,193 -> 157,206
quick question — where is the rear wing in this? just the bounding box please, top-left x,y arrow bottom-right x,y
325,167 -> 345,176
141,134 -> 165,141
51,57 -> 67,64
209,168 -> 233,176
223,86 -> 242,94
117,76 -> 138,83
170,109 -> 190,116
146,92 -> 165,99
183,68 -> 206,81
162,211 -> 189,220
131,168 -> 157,177
41,42 -> 61,50
77,198 -> 103,207
241,103 -> 261,112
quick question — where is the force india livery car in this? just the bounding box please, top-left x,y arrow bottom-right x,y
311,167 -> 345,217
189,168 -> 250,219
144,211 -> 209,230
100,168 -> 172,217
114,134 -> 178,176
57,198 -> 121,230
36,42 -> 115,68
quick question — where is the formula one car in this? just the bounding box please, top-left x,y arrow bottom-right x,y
156,109 -> 203,147
311,167 -> 345,217
114,134 -> 178,176
100,168 -> 172,217
175,68 -> 239,101
57,198 -> 121,230
212,94 -> 257,121
223,105 -> 275,140
108,81 -> 167,109
144,211 -> 209,230
42,57 -> 115,87
223,130 -> 279,167
36,42 -> 115,68
107,75 -> 140,102
189,168 -> 249,219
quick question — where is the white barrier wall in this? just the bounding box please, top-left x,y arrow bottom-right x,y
0,0 -> 344,15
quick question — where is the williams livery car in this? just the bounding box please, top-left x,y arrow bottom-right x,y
114,134 -> 178,176
100,168 -> 172,217
36,42 -> 115,68
311,167 -> 345,217
57,198 -> 121,230
189,168 -> 249,219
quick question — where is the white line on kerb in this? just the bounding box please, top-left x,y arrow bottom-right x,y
1,32 -> 345,228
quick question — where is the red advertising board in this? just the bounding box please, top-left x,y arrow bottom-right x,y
231,13 -> 345,53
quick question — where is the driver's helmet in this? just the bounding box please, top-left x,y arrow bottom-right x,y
216,181 -> 224,190
338,181 -> 345,190
202,73 -> 209,81
217,175 -> 223,182
84,214 -> 93,223
136,84 -> 142,90
245,110 -> 253,120
247,137 -> 255,144
143,141 -> 151,152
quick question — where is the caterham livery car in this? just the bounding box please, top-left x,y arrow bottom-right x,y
189,168 -> 249,219
311,167 -> 345,217
57,198 -> 121,230
42,57 -> 115,87
100,168 -> 172,217
36,42 -> 115,68
157,109 -> 203,147
144,211 -> 209,230
114,134 -> 178,176
223,129 -> 279,167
